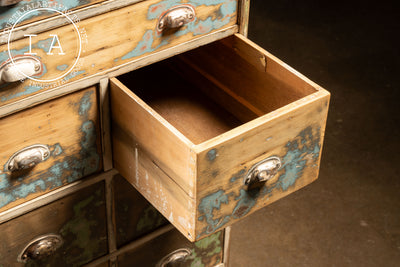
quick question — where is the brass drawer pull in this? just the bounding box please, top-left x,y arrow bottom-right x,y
6,144 -> 50,172
18,234 -> 63,262
244,157 -> 282,186
157,248 -> 191,267
157,5 -> 195,32
0,56 -> 42,84
0,0 -> 22,6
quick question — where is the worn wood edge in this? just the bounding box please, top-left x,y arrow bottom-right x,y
110,77 -> 194,148
0,25 -> 238,119
0,0 -> 145,44
99,78 -> 113,171
84,224 -> 175,267
238,0 -> 250,37
0,169 -> 117,224
193,92 -> 330,239
223,226 -> 231,266
234,33 -> 328,92
105,174 -> 117,254
192,33 -> 331,153
193,89 -> 330,154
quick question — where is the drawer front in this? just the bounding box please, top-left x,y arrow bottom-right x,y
117,228 -> 224,267
0,181 -> 108,266
0,87 -> 102,212
0,0 -> 238,108
113,174 -> 169,248
0,0 -> 105,30
111,34 -> 330,241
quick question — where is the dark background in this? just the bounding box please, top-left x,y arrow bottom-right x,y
230,1 -> 400,266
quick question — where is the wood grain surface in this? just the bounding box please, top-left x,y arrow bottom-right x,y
111,34 -> 329,240
0,0 -> 238,108
0,86 -> 102,212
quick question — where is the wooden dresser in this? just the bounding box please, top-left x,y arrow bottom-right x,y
0,0 -> 330,266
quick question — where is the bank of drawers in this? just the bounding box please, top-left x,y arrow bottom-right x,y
0,172 -> 228,266
111,34 -> 330,241
0,0 -> 329,265
0,0 -> 238,108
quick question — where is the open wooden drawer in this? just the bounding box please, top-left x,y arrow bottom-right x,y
110,34 -> 330,241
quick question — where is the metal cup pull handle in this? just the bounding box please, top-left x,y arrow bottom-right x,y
244,157 -> 282,186
18,234 -> 63,262
157,248 -> 191,267
6,144 -> 50,172
0,0 -> 23,6
157,5 -> 195,32
0,56 -> 42,83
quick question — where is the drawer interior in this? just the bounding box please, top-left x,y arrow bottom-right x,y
116,35 -> 318,145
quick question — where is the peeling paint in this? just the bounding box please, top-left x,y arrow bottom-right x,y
197,126 -> 322,238
117,0 -> 237,61
0,0 -> 91,30
206,149 -> 217,162
56,64 -> 68,71
186,231 -> 223,267
0,90 -> 100,210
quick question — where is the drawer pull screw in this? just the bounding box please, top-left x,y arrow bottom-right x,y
244,157 -> 282,186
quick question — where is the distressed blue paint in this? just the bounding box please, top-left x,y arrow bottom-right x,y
121,30 -> 156,60
275,127 -> 320,191
206,149 -> 217,162
0,174 -> 10,190
119,0 -> 236,61
197,190 -> 231,237
1,84 -> 42,102
52,143 -> 64,156
0,47 -> 30,62
147,0 -> 234,20
229,168 -> 246,183
232,189 -> 257,219
56,64 -> 68,71
78,90 -> 93,116
0,89 -> 100,209
63,70 -> 86,81
13,179 -> 46,198
197,126 -> 321,238
0,0 -> 90,30
81,121 -> 96,148
147,0 -> 182,20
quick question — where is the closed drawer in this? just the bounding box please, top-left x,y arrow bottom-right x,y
0,0 -> 238,108
0,181 -> 108,266
117,228 -> 224,267
0,87 -> 102,212
111,34 -> 330,241
113,174 -> 169,248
